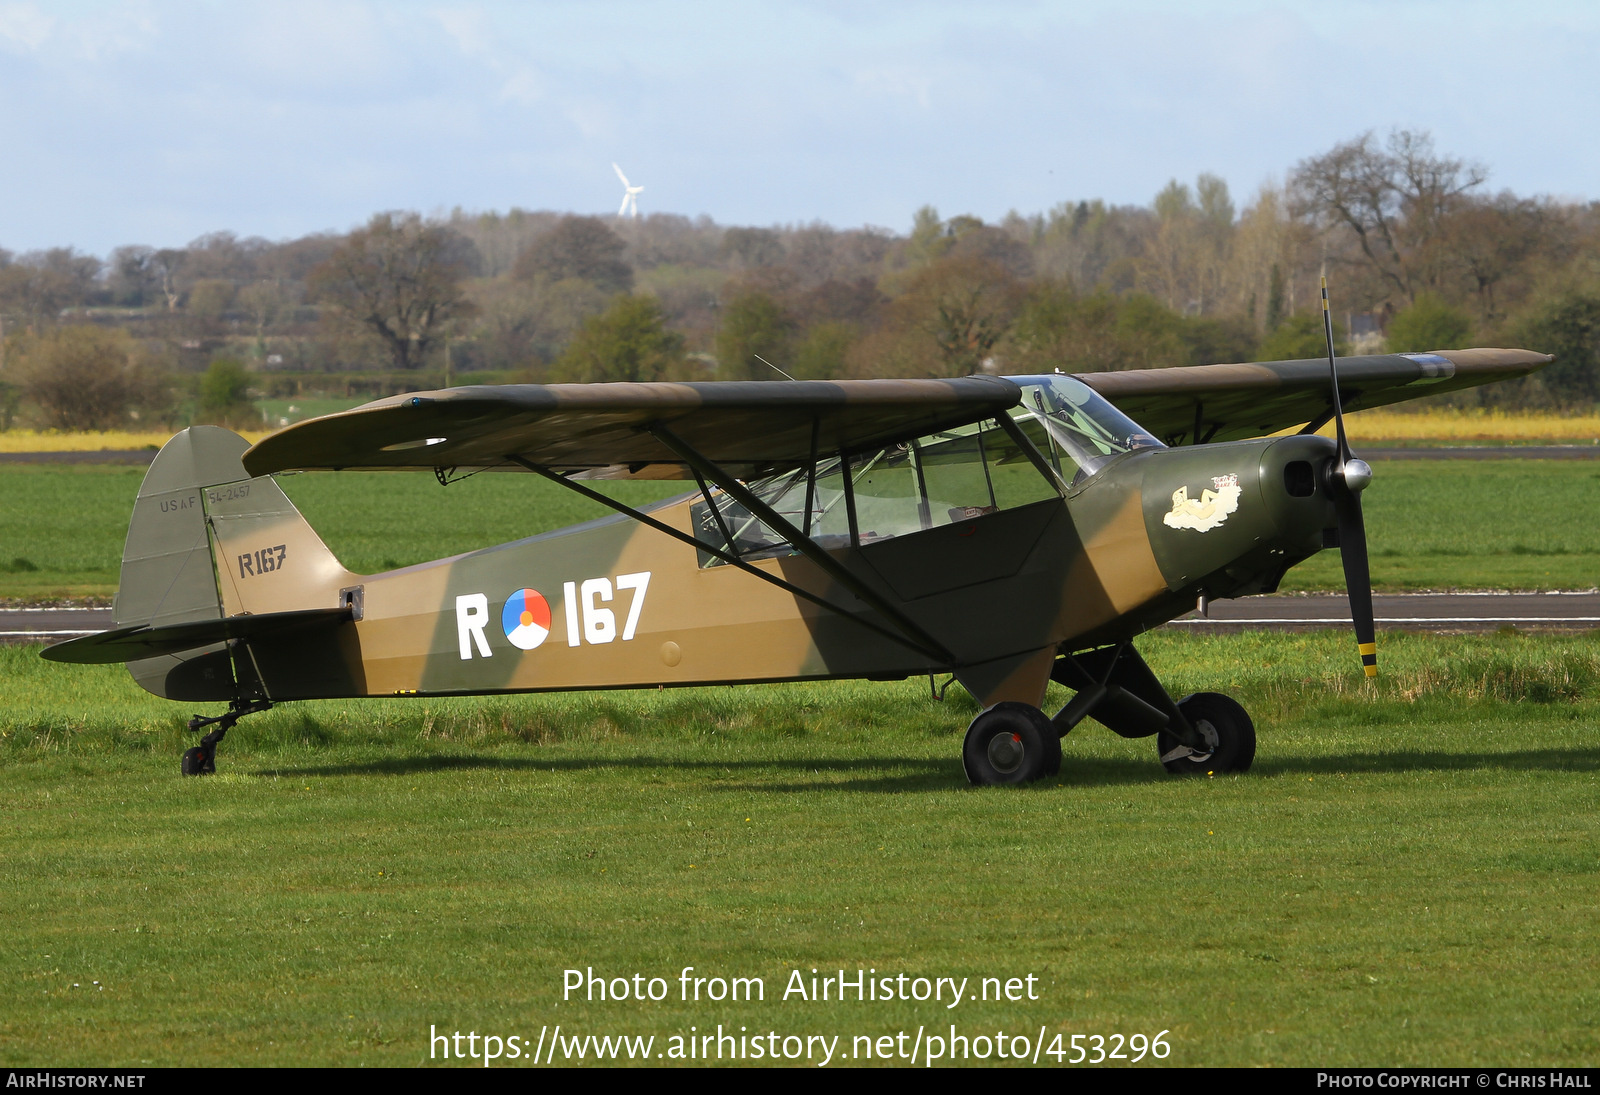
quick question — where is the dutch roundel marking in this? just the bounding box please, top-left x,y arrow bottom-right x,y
501,588 -> 553,650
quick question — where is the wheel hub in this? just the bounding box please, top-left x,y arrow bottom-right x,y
1160,719 -> 1220,765
987,731 -> 1025,774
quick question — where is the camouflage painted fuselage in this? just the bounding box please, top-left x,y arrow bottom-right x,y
126,426 -> 1339,710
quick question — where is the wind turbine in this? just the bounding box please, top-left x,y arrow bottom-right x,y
613,163 -> 643,219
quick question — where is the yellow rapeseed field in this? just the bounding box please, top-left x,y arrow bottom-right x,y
1303,407 -> 1600,444
2,408 -> 1598,453
0,428 -> 272,453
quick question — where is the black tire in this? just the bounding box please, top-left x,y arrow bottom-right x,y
180,746 -> 213,776
1157,692 -> 1255,775
962,702 -> 1061,786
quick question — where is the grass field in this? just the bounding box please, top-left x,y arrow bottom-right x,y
3,458 -> 1597,601
0,466 -> 688,601
3,629 -> 1598,1066
257,397 -> 368,428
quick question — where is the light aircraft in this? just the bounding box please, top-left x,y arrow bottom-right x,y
43,322 -> 1549,783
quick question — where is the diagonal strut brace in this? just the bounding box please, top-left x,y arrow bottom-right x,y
646,424 -> 957,666
505,454 -> 949,664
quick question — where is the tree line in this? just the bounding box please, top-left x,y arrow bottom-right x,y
6,128 -> 1600,432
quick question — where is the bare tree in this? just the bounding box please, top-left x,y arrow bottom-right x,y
17,327 -> 167,430
1291,129 -> 1486,304
1440,192 -> 1559,322
149,249 -> 187,311
310,213 -> 480,371
0,249 -> 102,324
513,216 -> 633,294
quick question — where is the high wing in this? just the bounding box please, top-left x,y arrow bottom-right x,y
242,377 -> 1021,479
1078,348 -> 1552,445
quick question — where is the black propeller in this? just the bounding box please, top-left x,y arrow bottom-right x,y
1320,276 -> 1377,679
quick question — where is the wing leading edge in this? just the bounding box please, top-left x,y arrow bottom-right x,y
1078,348 -> 1552,445
243,377 -> 1022,479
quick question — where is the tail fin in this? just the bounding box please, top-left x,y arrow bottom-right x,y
118,425 -> 358,699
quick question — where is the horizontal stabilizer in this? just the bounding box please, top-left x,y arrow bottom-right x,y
40,606 -> 354,665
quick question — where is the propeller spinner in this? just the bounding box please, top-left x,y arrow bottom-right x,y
1320,276 -> 1377,678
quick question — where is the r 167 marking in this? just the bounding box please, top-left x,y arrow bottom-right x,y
239,544 -> 287,578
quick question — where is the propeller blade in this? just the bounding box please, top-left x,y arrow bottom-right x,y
1333,482 -> 1378,678
613,162 -> 630,187
619,193 -> 631,217
1321,274 -> 1376,678
1321,275 -> 1351,465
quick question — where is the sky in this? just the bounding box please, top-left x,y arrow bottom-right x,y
1,0 -> 1596,257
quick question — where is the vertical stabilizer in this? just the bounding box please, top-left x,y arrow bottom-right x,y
116,426 -> 244,629
117,425 -> 360,700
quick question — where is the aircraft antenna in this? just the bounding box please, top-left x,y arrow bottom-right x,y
753,354 -> 797,382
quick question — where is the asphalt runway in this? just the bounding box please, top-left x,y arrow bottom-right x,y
1171,591 -> 1600,632
7,593 -> 1600,646
2,606 -> 115,642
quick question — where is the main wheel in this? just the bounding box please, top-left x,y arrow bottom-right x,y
1157,692 -> 1255,775
962,702 -> 1061,786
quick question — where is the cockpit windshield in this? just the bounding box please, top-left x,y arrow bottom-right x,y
1011,374 -> 1164,475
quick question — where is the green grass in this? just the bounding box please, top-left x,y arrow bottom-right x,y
4,631 -> 1600,1066
4,458 -> 1600,601
1280,460 -> 1600,591
0,465 -> 686,600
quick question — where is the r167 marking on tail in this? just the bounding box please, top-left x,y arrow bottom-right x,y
239,544 -> 287,578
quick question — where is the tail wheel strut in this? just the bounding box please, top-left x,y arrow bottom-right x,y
181,698 -> 272,776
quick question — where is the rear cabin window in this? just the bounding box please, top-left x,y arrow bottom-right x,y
690,416 -> 1062,567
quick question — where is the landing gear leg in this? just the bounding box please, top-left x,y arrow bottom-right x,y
1049,643 -> 1256,774
1049,643 -> 1209,748
181,699 -> 272,776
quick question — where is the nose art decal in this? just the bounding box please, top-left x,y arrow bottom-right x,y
1163,473 -> 1241,533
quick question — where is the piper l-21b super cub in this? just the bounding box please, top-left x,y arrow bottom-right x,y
44,342 -> 1550,784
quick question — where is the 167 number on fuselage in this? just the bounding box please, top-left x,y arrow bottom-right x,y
454,571 -> 651,660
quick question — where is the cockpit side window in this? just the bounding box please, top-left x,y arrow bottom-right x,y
1013,375 -> 1164,476
691,415 -> 1063,567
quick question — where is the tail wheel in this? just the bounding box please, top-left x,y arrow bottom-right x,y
1158,692 -> 1255,775
962,702 -> 1061,786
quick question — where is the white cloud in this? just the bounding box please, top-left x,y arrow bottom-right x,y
433,4 -> 491,58
852,65 -> 933,110
500,67 -> 541,105
0,3 -> 52,51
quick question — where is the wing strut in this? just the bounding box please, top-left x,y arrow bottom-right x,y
505,455 -> 952,665
645,425 -> 958,665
